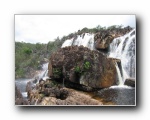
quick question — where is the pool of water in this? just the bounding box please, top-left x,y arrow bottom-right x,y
94,86 -> 135,105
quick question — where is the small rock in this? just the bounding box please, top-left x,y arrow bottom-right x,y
124,78 -> 135,87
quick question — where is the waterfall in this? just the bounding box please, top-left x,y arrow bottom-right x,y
61,33 -> 95,50
61,38 -> 74,48
35,63 -> 49,82
115,62 -> 123,85
109,29 -> 135,85
22,92 -> 28,98
34,99 -> 39,105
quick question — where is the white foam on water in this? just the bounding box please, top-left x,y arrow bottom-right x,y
22,92 -> 28,98
109,85 -> 134,89
61,33 -> 95,50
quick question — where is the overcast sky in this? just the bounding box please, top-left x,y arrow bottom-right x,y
15,15 -> 135,44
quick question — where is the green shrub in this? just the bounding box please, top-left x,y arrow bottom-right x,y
75,66 -> 81,73
84,61 -> 91,70
23,47 -> 32,55
53,68 -> 62,77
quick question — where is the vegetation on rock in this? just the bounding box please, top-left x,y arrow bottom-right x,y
84,61 -> 91,70
75,66 -> 81,73
53,68 -> 62,78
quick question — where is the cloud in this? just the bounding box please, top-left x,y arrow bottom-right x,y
15,15 -> 135,44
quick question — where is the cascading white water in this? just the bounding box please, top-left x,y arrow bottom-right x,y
109,29 -> 135,85
115,62 -> 123,85
35,63 -> 49,82
61,33 -> 95,50
35,99 -> 39,105
61,38 -> 74,48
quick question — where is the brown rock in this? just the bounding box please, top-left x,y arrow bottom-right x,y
26,81 -> 32,92
124,78 -> 135,87
15,85 -> 22,99
94,27 -> 133,50
48,46 -> 117,88
94,31 -> 115,50
40,88 -> 103,105
48,61 -> 53,77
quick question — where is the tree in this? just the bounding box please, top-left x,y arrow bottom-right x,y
23,47 -> 32,55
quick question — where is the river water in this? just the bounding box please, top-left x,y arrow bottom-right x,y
94,87 -> 135,105
15,78 -> 34,98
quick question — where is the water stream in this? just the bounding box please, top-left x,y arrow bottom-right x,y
115,62 -> 123,85
15,63 -> 49,99
109,29 -> 135,84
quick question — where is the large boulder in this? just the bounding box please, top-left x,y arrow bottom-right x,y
48,46 -> 117,88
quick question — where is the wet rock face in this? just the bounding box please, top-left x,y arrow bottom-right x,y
48,46 -> 117,88
94,26 -> 133,50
